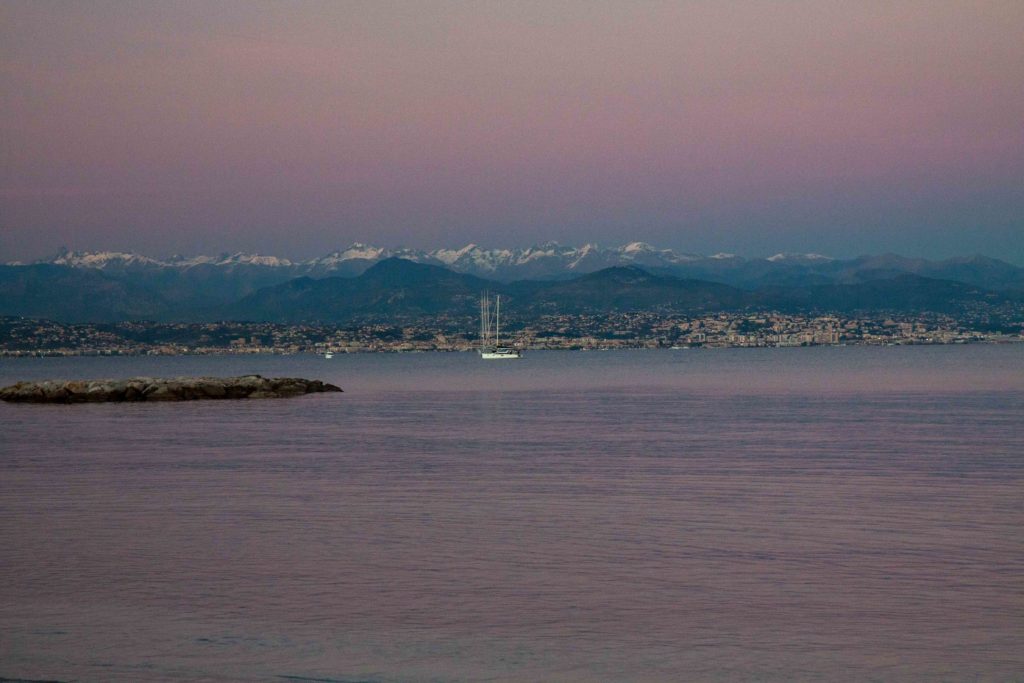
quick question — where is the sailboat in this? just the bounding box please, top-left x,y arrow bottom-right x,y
479,292 -> 522,359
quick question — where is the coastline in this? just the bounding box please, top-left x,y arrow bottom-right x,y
1,336 -> 1020,358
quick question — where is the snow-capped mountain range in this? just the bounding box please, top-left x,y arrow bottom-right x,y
4,242 -> 1022,323
24,242 -> 832,279
9,242 -> 1022,294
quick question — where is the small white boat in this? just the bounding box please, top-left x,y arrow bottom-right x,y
479,293 -> 521,360
324,352 -> 334,359
481,347 -> 521,359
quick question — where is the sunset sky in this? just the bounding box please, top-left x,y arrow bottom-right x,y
2,1 -> 1022,262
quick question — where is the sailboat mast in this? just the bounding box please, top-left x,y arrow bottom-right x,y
481,292 -> 489,352
496,295 -> 500,348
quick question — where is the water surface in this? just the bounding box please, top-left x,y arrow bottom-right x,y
1,346 -> 1022,681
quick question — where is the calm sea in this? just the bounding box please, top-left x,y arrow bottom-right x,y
1,346 -> 1022,682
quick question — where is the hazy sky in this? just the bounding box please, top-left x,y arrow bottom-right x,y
2,1 -> 1023,262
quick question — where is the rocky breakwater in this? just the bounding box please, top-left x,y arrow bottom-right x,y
0,375 -> 342,403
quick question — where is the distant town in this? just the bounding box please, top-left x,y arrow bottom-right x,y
2,312 -> 1021,357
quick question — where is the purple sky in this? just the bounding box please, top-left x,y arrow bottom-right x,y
2,1 -> 1023,262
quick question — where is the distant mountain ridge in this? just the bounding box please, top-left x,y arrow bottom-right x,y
224,260 -> 756,323
2,255 -> 1021,324
11,243 -> 1024,292
222,258 -> 1022,324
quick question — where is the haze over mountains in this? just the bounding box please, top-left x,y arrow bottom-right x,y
2,242 -> 1023,324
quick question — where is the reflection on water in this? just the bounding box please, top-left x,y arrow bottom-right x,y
1,347 -> 1023,681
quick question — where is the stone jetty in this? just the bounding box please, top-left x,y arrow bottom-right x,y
0,375 -> 342,403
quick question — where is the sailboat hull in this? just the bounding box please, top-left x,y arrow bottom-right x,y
480,349 -> 521,359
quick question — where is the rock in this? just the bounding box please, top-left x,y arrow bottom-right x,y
41,381 -> 69,402
143,384 -> 178,401
198,381 -> 226,398
124,380 -> 147,401
6,382 -> 44,402
247,391 -> 277,399
0,376 -> 342,404
84,384 -> 110,402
